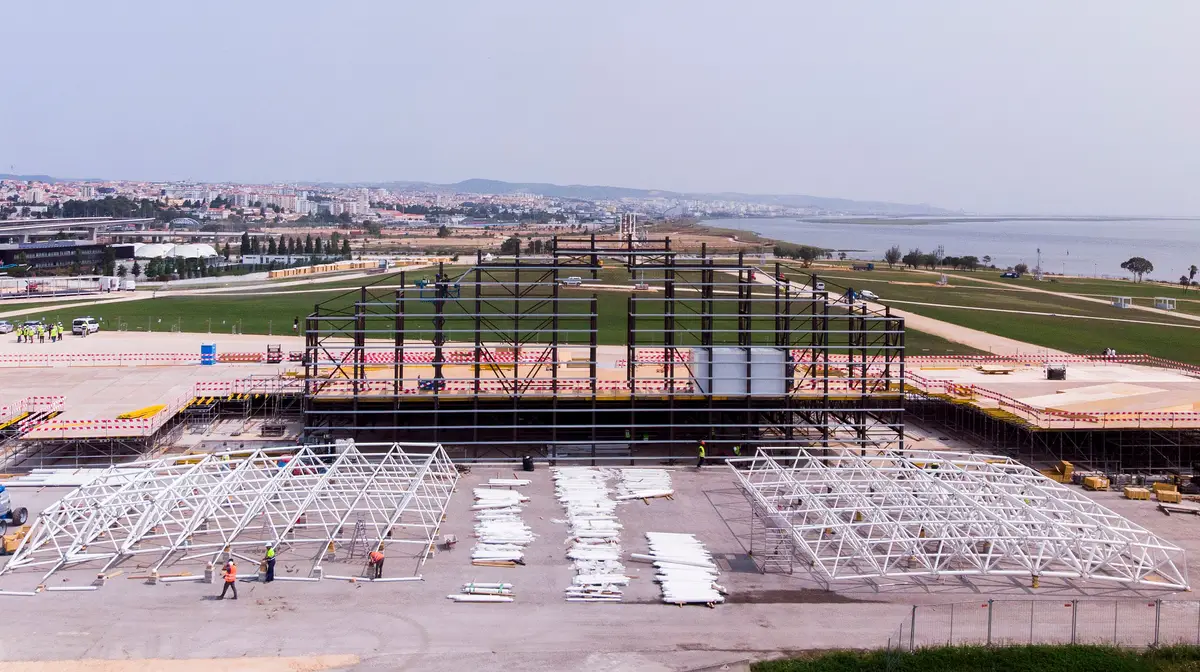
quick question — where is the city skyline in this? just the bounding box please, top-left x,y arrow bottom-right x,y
6,1 -> 1200,216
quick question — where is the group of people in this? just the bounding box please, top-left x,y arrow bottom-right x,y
15,322 -> 66,343
217,542 -> 385,600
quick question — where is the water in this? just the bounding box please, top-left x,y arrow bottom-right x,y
704,217 -> 1200,280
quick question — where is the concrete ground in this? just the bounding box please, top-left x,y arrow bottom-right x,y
2,462 -> 1197,671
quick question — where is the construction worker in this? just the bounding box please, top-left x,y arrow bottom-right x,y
263,543 -> 276,583
696,440 -> 707,469
368,547 -> 385,579
218,559 -> 238,599
732,444 -> 741,458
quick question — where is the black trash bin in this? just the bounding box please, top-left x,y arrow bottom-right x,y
521,455 -> 535,472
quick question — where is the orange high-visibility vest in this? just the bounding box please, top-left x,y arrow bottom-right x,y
224,562 -> 238,583
368,551 -> 384,564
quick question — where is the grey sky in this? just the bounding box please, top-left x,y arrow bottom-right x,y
5,1 -> 1199,215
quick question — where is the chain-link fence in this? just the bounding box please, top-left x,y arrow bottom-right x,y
898,599 -> 1200,650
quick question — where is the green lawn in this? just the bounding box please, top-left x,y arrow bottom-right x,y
754,645 -> 1200,672
898,304 -> 1200,363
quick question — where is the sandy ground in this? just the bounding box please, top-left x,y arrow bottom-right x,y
1,462 -> 1196,671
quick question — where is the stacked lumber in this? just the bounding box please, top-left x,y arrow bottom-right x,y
448,581 -> 515,603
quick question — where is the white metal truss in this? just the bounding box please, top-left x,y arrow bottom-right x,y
2,442 -> 458,586
731,448 -> 1189,590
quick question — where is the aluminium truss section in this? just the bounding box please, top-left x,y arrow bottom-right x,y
731,447 -> 1189,590
2,441 -> 458,588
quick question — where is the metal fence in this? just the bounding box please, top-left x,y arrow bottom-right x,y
898,599 -> 1200,650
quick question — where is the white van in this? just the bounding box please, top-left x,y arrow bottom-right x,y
72,317 -> 100,335
562,277 -> 583,286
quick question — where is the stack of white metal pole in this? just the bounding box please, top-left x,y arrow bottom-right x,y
472,485 -> 533,566
637,532 -> 725,606
615,468 -> 674,501
478,478 -> 532,488
553,467 -> 628,602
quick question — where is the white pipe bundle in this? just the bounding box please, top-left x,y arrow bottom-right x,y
553,467 -> 627,602
617,469 -> 674,500
481,478 -> 532,487
447,594 -> 514,603
643,532 -> 724,606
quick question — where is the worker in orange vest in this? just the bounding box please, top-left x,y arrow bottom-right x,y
367,548 -> 385,579
218,559 -> 238,599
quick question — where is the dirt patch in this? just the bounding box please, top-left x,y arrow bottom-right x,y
727,589 -> 869,604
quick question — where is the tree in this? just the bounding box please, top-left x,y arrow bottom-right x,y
222,242 -> 231,260
315,237 -> 324,255
240,231 -> 251,256
884,245 -> 902,269
982,255 -> 992,266
341,238 -> 351,257
1190,265 -> 1198,290
1181,275 -> 1191,289
837,251 -> 847,261
131,260 -> 141,278
902,248 -> 923,269
1120,257 -> 1154,282
304,234 -> 313,254
960,256 -> 979,271
920,253 -> 938,270
1014,263 -> 1029,275
117,265 -> 127,278
250,237 -> 261,255
267,238 -> 277,255
499,236 -> 521,255
797,246 -> 820,267
101,247 -> 117,276
437,224 -> 450,238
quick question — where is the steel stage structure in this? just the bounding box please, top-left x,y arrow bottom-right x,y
302,237 -> 906,459
2,442 -> 458,587
731,447 -> 1189,590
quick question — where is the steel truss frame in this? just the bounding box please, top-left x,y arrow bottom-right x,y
303,238 -> 905,457
2,442 -> 458,586
732,447 -> 1189,590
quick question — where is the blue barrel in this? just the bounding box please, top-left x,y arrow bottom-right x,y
200,343 -> 216,366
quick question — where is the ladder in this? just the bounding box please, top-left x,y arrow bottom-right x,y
346,516 -> 370,561
758,526 -> 797,575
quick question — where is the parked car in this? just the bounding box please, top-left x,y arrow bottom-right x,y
859,289 -> 879,300
1001,271 -> 1021,279
0,320 -> 12,334
562,276 -> 583,286
72,317 -> 100,335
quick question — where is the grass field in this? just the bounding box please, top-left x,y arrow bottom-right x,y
12,272 -> 979,356
753,645 -> 1200,671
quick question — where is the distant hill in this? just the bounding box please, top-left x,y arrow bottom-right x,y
364,178 -> 952,215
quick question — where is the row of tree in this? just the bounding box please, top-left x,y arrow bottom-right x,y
238,231 -> 352,258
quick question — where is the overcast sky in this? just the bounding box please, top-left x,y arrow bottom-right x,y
5,1 -> 1198,215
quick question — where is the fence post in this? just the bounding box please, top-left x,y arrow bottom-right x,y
986,599 -> 994,646
910,605 -> 917,651
1155,600 -> 1161,647
1071,600 -> 1077,644
949,603 -> 955,646
1030,600 -> 1035,644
